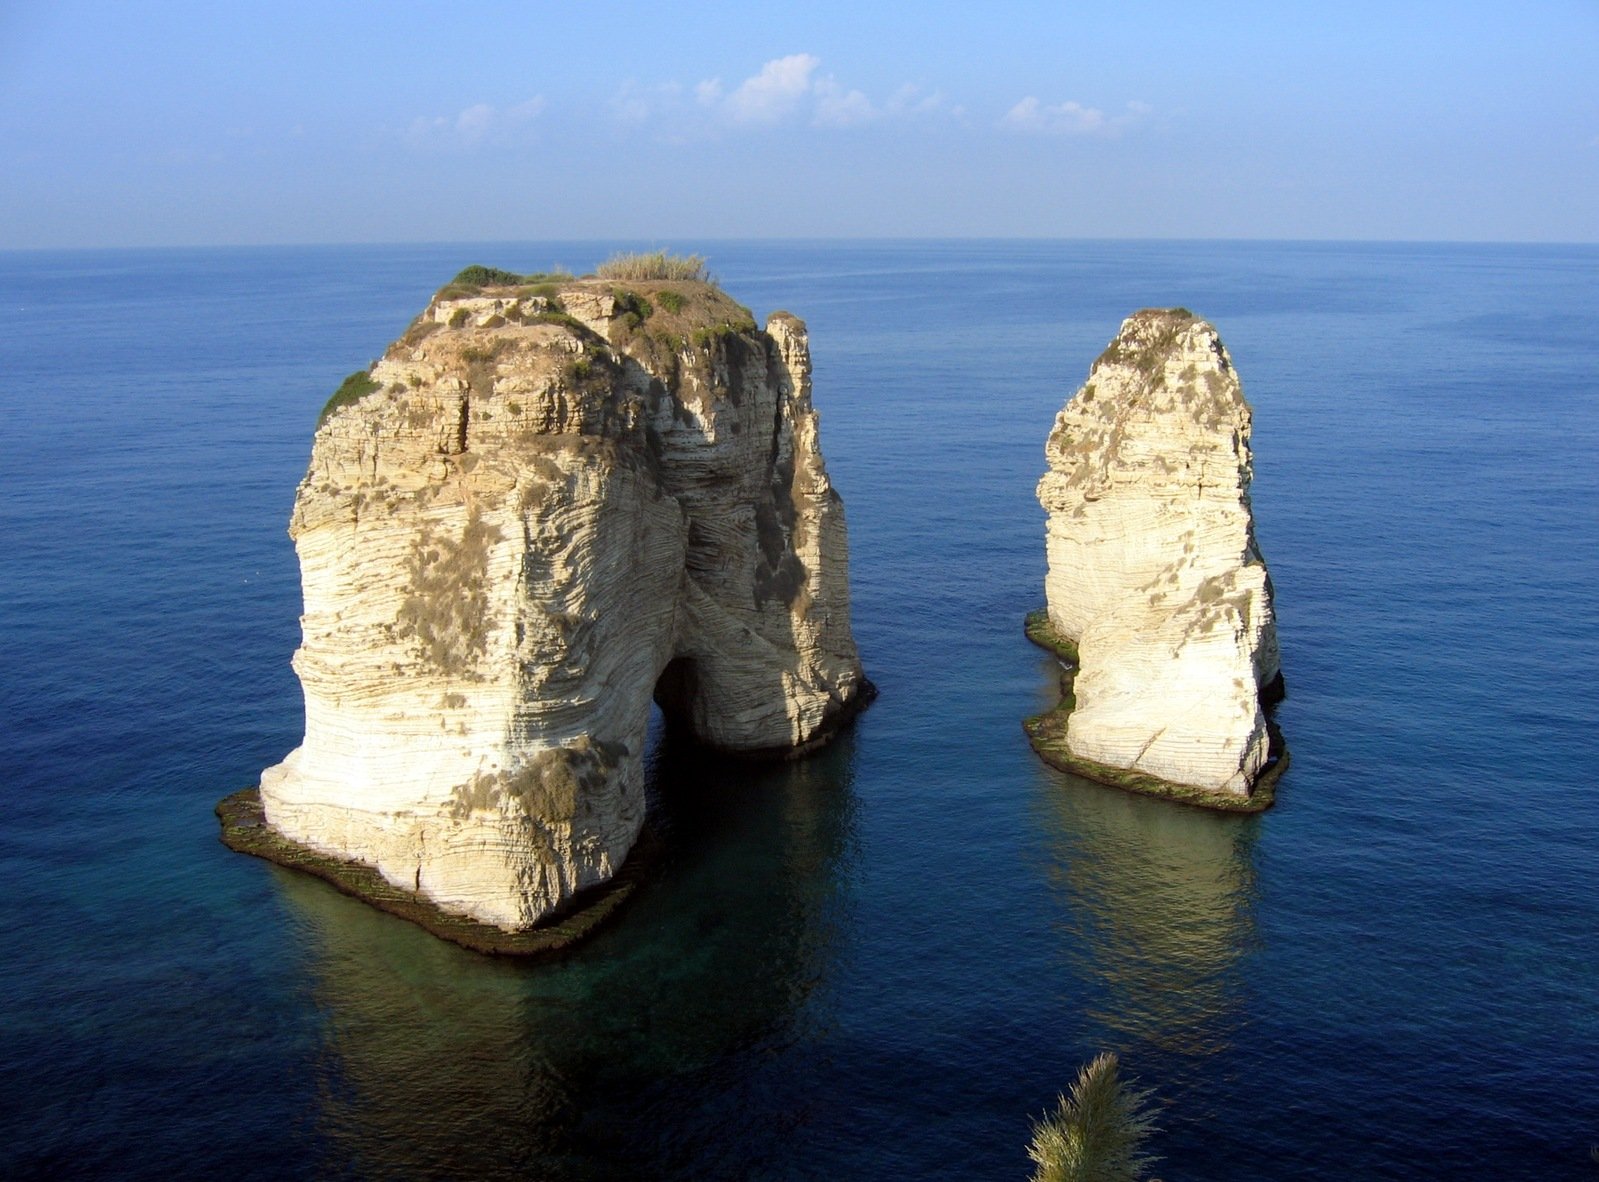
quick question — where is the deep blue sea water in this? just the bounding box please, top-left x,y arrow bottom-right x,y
2,240 -> 1596,1180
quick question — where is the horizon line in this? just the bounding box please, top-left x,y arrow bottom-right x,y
2,234 -> 1596,255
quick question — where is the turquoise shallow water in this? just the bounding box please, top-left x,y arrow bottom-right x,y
2,240 -> 1597,1179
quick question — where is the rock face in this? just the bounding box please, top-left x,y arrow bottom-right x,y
1036,309 -> 1282,797
258,274 -> 866,931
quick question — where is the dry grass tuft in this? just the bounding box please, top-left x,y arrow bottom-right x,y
594,250 -> 713,284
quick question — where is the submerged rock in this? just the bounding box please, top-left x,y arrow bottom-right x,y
254,272 -> 866,933
1034,309 -> 1283,801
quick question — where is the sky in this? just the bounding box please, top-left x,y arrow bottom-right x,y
1,1 -> 1596,247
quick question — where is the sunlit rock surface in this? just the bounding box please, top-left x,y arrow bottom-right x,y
1037,309 -> 1282,796
258,275 -> 866,930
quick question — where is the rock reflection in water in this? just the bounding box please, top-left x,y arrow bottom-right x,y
1038,771 -> 1261,1060
271,723 -> 859,1180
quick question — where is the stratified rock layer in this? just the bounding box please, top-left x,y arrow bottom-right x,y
257,275 -> 866,931
1035,309 -> 1282,798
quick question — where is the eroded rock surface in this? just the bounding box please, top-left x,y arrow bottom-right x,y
1036,309 -> 1282,797
258,275 -> 865,930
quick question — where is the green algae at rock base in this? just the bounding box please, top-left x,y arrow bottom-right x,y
215,788 -> 657,957
1022,610 -> 1288,814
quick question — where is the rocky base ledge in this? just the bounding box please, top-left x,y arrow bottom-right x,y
217,788 -> 656,956
748,676 -> 878,761
1022,611 -> 1288,813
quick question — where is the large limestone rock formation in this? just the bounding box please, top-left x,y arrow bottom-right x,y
257,272 -> 866,931
1035,309 -> 1282,799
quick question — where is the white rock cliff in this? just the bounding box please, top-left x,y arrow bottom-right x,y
1036,309 -> 1282,798
258,275 -> 866,930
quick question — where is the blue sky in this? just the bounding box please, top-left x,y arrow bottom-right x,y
2,1 -> 1595,246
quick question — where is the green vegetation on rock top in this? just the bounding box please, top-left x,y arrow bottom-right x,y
435,264 -> 576,301
1091,308 -> 1203,387
451,264 -> 526,287
318,369 -> 379,426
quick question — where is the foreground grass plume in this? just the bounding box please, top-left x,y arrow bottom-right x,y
1027,1053 -> 1159,1182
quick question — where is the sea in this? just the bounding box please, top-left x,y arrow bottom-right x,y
2,240 -> 1596,1180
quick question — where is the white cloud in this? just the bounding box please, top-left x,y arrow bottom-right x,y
406,97 -> 545,147
613,55 -> 953,137
722,53 -> 819,123
1002,97 -> 1103,135
884,84 -> 947,117
1001,97 -> 1150,137
610,81 -> 674,124
455,103 -> 496,140
506,97 -> 547,123
813,76 -> 875,127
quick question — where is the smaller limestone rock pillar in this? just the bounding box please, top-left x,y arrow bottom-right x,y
1035,309 -> 1283,799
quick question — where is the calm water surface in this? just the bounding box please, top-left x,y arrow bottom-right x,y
2,240 -> 1596,1179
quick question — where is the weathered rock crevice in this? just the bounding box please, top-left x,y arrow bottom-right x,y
248,274 -> 868,936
